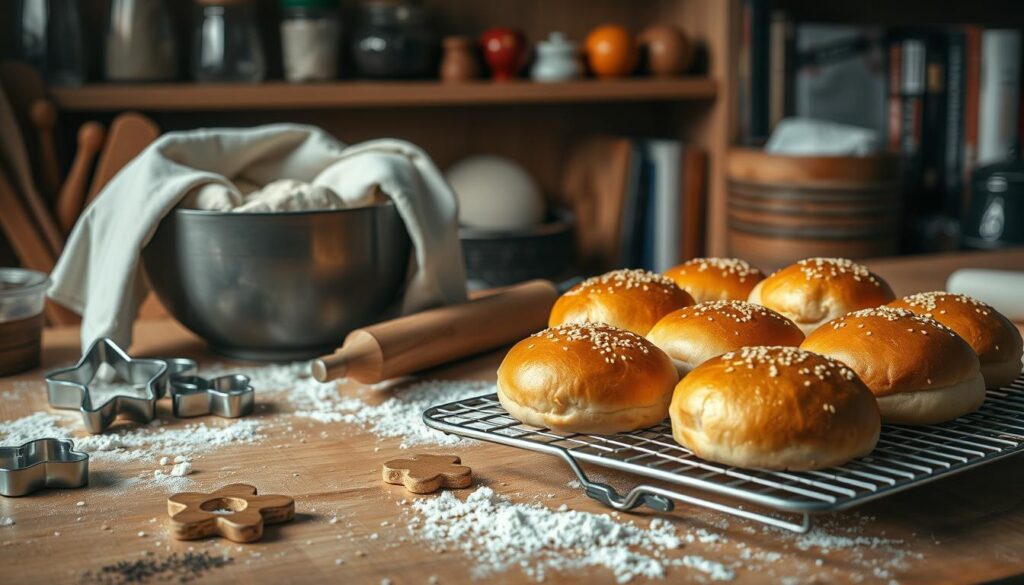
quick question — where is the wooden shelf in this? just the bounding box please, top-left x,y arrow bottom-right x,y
50,78 -> 718,111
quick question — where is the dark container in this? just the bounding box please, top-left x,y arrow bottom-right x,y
963,159 -> 1024,249
351,0 -> 437,79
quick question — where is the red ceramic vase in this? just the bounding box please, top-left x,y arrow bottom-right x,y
480,28 -> 526,81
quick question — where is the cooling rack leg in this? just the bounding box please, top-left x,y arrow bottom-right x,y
557,451 -> 674,512
556,451 -> 812,533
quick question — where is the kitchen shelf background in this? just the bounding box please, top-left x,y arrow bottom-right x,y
51,78 -> 718,111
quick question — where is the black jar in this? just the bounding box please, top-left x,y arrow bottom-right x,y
351,0 -> 436,79
963,158 -> 1024,249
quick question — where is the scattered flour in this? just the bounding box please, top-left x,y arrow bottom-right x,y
1,517 -> 14,527
406,486 -> 734,583
237,362 -> 493,447
0,411 -> 262,462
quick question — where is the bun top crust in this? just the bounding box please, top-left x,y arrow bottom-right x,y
549,269 -> 694,335
800,306 -> 980,396
646,300 -> 804,366
672,346 -> 879,456
497,322 -> 678,414
751,257 -> 896,327
663,257 -> 766,303
889,292 -> 1024,365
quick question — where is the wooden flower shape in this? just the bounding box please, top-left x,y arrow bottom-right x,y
167,483 -> 294,543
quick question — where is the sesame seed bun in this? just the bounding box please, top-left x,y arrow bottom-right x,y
497,323 -> 678,434
888,292 -> 1023,388
670,346 -> 880,470
663,257 -> 766,303
646,300 -> 805,376
748,257 -> 896,335
549,269 -> 694,335
801,307 -> 985,425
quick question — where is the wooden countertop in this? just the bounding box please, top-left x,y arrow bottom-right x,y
2,249 -> 1023,584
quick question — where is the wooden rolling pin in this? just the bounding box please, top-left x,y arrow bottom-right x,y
311,279 -> 558,383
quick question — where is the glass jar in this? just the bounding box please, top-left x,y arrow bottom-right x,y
280,0 -> 340,82
192,0 -> 265,83
12,0 -> 88,85
352,0 -> 436,79
105,0 -> 178,82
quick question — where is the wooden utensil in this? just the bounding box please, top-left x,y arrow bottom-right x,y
0,81 -> 63,257
311,279 -> 558,383
0,166 -> 76,325
56,122 -> 106,234
0,165 -> 54,273
28,99 -> 62,198
87,112 -> 161,203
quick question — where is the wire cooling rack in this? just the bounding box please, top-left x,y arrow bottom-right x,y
423,374 -> 1024,533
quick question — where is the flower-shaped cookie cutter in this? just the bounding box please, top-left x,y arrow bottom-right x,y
169,374 -> 255,419
0,438 -> 88,497
45,337 -> 169,433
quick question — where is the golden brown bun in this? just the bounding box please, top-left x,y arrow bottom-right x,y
670,346 -> 880,470
748,257 -> 896,335
497,323 -> 678,434
549,269 -> 694,335
801,306 -> 985,424
646,300 -> 804,375
889,292 -> 1023,388
663,257 -> 766,303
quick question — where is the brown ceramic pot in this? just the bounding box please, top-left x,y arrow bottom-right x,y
637,25 -> 694,77
440,36 -> 480,82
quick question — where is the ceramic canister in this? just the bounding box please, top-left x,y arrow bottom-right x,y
530,32 -> 583,82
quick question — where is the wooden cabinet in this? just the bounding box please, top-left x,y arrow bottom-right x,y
31,0 -> 736,256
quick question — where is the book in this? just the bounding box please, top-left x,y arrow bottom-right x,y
681,149 -> 708,260
646,140 -> 683,272
738,0 -> 771,144
769,10 -> 794,130
943,29 -> 967,215
977,29 -> 1022,166
794,24 -> 887,136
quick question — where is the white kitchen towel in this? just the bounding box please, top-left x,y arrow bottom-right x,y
49,124 -> 467,350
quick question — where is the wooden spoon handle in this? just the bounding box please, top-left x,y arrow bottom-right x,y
57,122 -> 105,234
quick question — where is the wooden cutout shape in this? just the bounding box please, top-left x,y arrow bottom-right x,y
167,484 -> 294,543
382,454 -> 472,494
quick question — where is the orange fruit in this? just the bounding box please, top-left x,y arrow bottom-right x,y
585,25 -> 637,78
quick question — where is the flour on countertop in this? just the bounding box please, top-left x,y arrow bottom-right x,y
406,486 -> 734,583
0,411 -> 262,463
214,362 -> 492,448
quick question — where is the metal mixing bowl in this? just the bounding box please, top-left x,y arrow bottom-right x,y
142,203 -> 411,361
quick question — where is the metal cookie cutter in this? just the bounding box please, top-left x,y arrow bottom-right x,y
0,438 -> 88,497
45,337 -> 168,433
170,374 -> 255,418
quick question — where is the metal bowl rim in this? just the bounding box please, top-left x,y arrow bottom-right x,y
169,199 -> 398,218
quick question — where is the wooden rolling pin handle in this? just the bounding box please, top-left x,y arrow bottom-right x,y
56,122 -> 105,234
312,279 -> 558,384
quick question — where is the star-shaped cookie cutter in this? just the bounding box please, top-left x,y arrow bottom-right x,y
169,374 -> 255,418
0,438 -> 88,497
45,337 -> 169,433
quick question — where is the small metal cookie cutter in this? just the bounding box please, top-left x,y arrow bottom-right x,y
45,337 -> 168,433
170,374 -> 255,418
0,438 -> 88,497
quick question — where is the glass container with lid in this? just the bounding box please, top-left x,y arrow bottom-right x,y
192,0 -> 266,83
280,0 -> 340,82
106,0 -> 178,82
